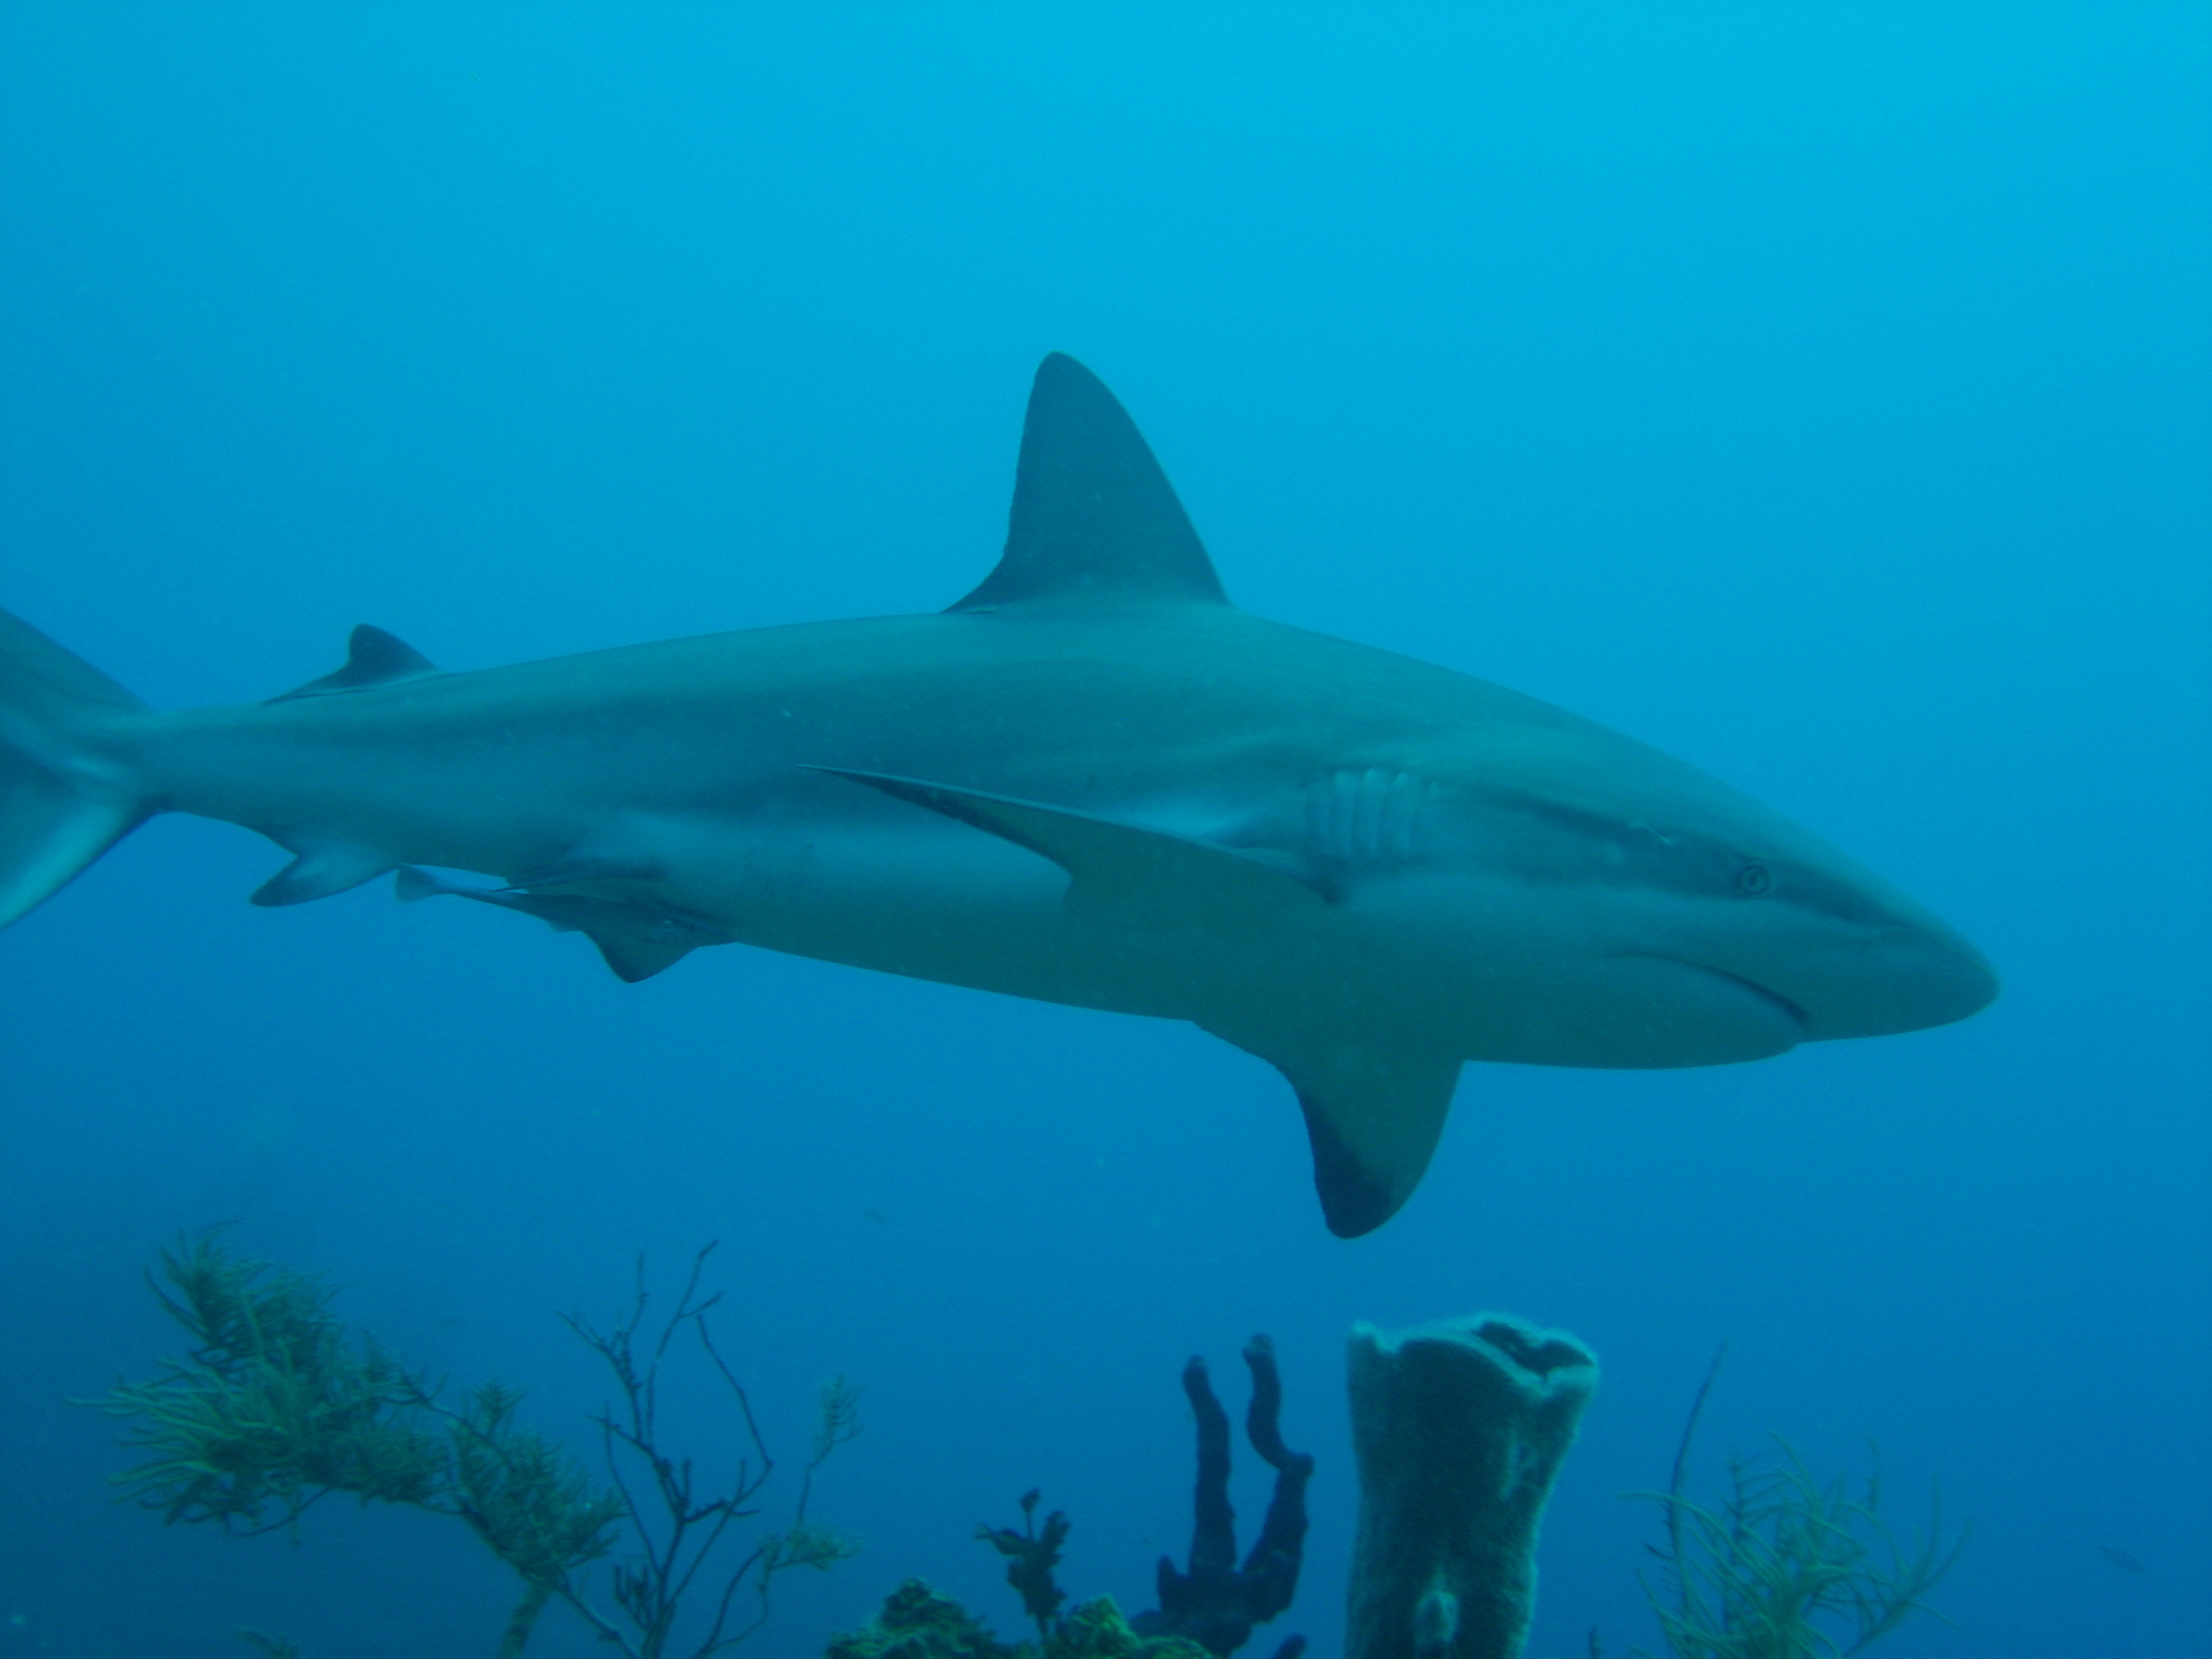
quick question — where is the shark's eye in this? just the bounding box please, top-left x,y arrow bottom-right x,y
1735,862 -> 1774,897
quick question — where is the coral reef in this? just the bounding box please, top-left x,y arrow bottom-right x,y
1343,1315 -> 1599,1659
93,1246 -> 1959,1659
94,1232 -> 857,1658
1056,1599 -> 1217,1659
844,1335 -> 1309,1659
829,1580 -> 1015,1659
829,1580 -> 1211,1659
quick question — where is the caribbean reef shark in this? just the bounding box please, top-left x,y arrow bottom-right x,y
0,354 -> 1995,1234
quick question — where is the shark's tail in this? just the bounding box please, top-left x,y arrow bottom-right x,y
0,608 -> 156,928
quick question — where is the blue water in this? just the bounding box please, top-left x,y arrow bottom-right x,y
2,8 -> 2205,1656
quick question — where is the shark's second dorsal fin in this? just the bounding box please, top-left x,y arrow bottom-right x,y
949,353 -> 1229,612
269,624 -> 440,703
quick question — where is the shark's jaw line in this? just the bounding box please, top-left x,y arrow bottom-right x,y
1637,957 -> 1812,1042
1695,965 -> 1811,1037
0,353 -> 1997,1236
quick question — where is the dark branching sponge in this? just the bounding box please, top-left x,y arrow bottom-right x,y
978,1488 -> 1072,1635
1134,1335 -> 1313,1659
844,1338 -> 1312,1659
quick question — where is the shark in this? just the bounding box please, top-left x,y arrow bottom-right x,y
0,353 -> 1995,1235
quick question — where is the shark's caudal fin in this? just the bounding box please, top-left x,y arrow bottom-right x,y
0,609 -> 155,929
949,353 -> 1229,611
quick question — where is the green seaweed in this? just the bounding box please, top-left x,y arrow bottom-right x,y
99,1231 -> 452,1533
95,1232 -> 856,1659
1602,1351 -> 1965,1659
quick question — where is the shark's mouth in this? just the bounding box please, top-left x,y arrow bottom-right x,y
1601,953 -> 1810,1060
1678,961 -> 1811,1038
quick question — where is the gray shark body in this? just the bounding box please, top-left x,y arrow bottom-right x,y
0,355 -> 1994,1233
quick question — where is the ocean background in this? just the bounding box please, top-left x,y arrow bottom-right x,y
1,7 -> 2205,1656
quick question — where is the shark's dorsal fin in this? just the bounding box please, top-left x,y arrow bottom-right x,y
270,624 -> 440,703
949,353 -> 1229,612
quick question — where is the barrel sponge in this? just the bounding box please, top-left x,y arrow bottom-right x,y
1343,1315 -> 1598,1659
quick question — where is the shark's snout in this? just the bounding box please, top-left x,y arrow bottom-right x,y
1612,848 -> 1998,1055
1691,902 -> 1997,1048
1793,924 -> 1998,1042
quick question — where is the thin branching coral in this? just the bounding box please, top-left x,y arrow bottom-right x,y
556,1247 -> 862,1657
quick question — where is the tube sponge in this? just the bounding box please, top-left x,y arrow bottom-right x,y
1343,1316 -> 1598,1659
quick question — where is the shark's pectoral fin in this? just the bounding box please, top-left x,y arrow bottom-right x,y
1291,1047 -> 1461,1238
252,840 -> 396,906
811,767 -> 1324,930
394,866 -> 727,983
1209,1021 -> 1461,1237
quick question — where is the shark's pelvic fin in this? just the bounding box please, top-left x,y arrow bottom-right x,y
813,767 -> 1324,929
270,624 -> 441,703
1210,1020 -> 1462,1237
251,840 -> 396,906
949,353 -> 1229,612
394,866 -> 726,983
